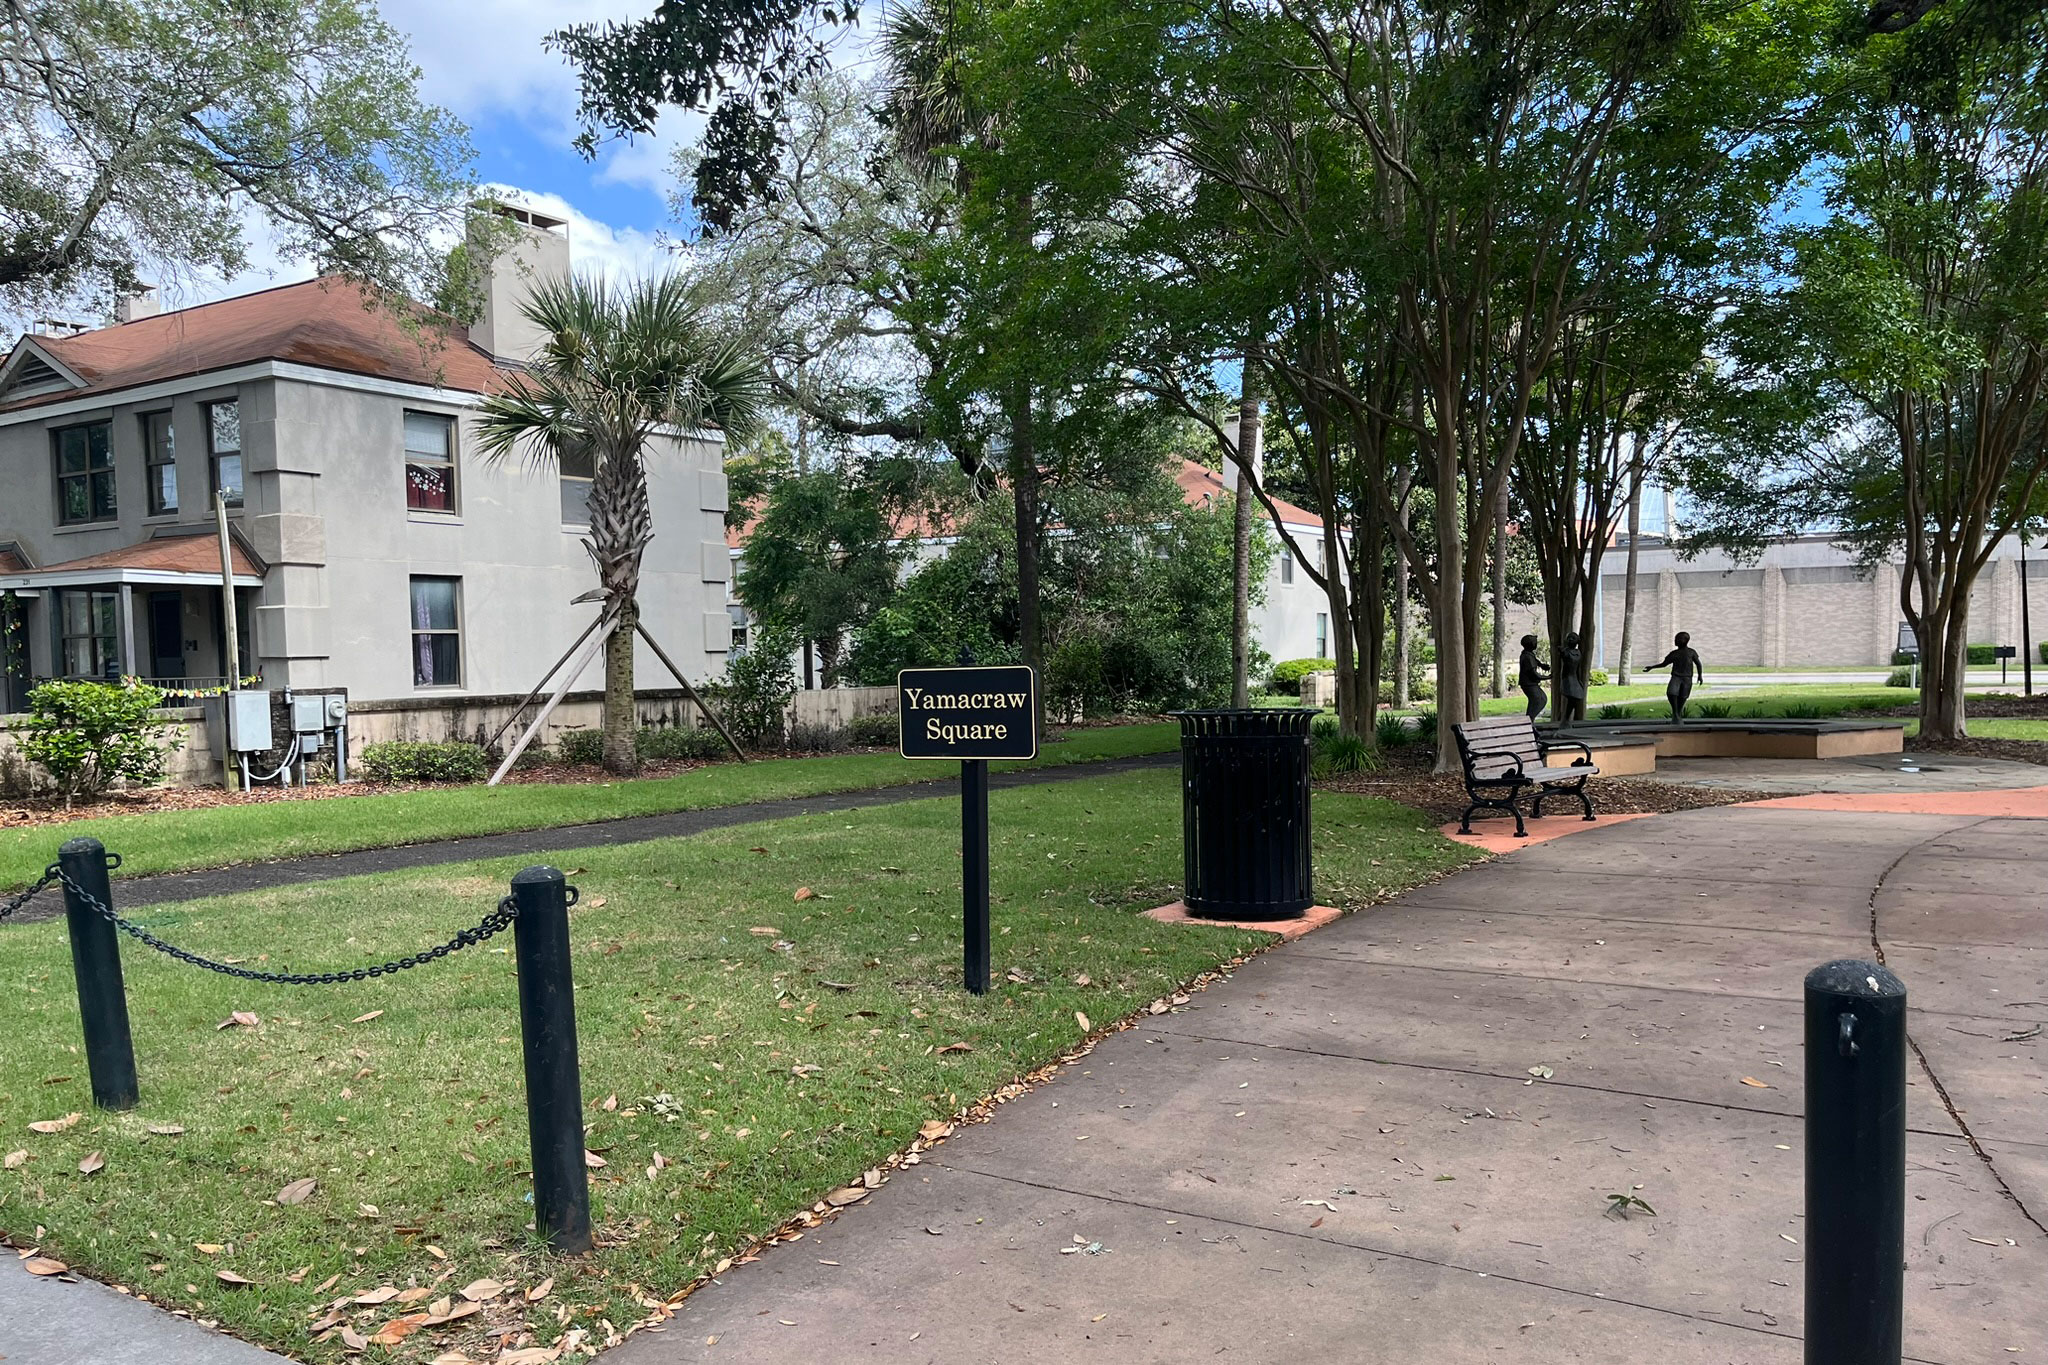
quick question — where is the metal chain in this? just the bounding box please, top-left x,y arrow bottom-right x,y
0,870 -> 56,924
50,866 -> 520,986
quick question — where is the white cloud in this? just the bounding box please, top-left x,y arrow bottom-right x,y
484,186 -> 687,281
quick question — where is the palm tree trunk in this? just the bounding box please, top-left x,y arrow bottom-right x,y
586,446 -> 653,775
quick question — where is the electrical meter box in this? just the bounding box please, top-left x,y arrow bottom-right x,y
227,690 -> 272,752
290,695 -> 327,749
324,694 -> 348,726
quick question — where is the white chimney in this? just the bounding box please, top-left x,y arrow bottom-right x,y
114,283 -> 160,324
469,203 -> 571,365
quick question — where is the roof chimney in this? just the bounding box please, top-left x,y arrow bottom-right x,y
469,201 -> 570,365
114,283 -> 160,324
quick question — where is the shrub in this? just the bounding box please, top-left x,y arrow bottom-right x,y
1311,729 -> 1376,778
1967,643 -> 1998,665
1270,658 -> 1336,695
786,722 -> 850,753
1891,649 -> 1917,666
1694,701 -> 1733,718
1587,668 -> 1610,687
1885,667 -> 1916,688
1413,709 -> 1439,749
1597,703 -> 1632,720
1780,702 -> 1826,719
20,680 -> 179,801
637,726 -> 727,762
555,729 -> 605,765
1409,675 -> 1436,702
849,712 -> 899,747
1374,711 -> 1411,748
2040,641 -> 2048,666
359,740 -> 488,784
715,626 -> 799,747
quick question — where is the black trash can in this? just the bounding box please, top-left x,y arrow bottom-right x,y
1174,709 -> 1315,921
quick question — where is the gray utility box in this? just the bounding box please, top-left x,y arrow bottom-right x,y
290,694 -> 327,748
207,690 -> 274,757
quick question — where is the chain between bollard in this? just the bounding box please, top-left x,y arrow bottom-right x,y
48,865 -> 558,987
0,869 -> 58,923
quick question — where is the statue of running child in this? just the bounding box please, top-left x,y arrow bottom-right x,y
1517,634 -> 1550,720
1643,631 -> 1706,722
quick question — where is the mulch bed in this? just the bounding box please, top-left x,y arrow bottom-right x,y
1318,744 -> 1777,824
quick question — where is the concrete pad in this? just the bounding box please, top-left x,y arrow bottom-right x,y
1393,864 -> 1876,939
0,1254 -> 289,1364
1142,900 -> 1341,941
928,1033 -> 2045,1360
1439,811 -> 1656,854
1877,887 -> 2048,951
1884,853 -> 2048,899
1307,905 -> 1863,1004
624,1167 -> 1808,1365
1907,1023 -> 2048,1149
1881,944 -> 2048,1025
1137,952 -> 1957,1135
1655,754 -> 2048,796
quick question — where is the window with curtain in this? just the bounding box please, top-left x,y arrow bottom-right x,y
143,411 -> 177,515
404,411 -> 457,512
410,576 -> 461,686
1315,613 -> 1328,659
1280,550 -> 1294,585
207,400 -> 243,508
53,421 -> 115,524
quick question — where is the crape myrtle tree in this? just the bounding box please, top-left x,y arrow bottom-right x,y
1684,0 -> 2048,740
476,276 -> 769,775
0,0 -> 480,320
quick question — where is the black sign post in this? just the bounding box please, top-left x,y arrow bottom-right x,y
898,666 -> 1037,993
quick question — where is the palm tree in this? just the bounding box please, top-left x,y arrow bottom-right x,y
476,274 -> 768,774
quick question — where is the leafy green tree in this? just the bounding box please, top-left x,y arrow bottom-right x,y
0,0 -> 477,318
21,680 -> 177,803
476,276 -> 768,774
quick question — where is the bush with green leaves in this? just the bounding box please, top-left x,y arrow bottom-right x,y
19,680 -> 179,801
1885,667 -> 1916,688
359,740 -> 488,784
1374,711 -> 1411,747
1694,701 -> 1734,718
637,725 -> 728,762
1311,728 -> 1376,778
849,712 -> 899,747
786,722 -> 850,753
1587,668 -> 1610,687
714,625 -> 799,747
1597,703 -> 1633,720
1413,709 -> 1439,749
555,729 -> 605,766
1270,658 -> 1336,695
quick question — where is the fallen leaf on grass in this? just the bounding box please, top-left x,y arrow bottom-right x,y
1075,1011 -> 1091,1032
276,1178 -> 317,1205
194,1243 -> 224,1255
459,1278 -> 505,1302
215,1270 -> 254,1287
497,1348 -> 560,1364
918,1120 -> 953,1142
600,1094 -> 617,1112
395,1287 -> 435,1304
77,1152 -> 104,1175
426,1300 -> 480,1326
583,1150 -> 607,1169
823,1186 -> 868,1207
216,1011 -> 260,1031
23,1257 -> 68,1276
1074,973 -> 1092,987
285,1266 -> 310,1284
4,1150 -> 26,1168
146,1124 -> 184,1136
349,1011 -> 384,1024
1739,1077 -> 1772,1089
793,887 -> 816,901
424,1245 -> 446,1260
354,1285 -> 401,1305
525,1276 -> 553,1302
936,1042 -> 973,1055
315,1273 -> 340,1292
586,897 -> 607,909
367,1313 -> 427,1346
28,1113 -> 80,1134
337,1327 -> 368,1350
749,926 -> 781,936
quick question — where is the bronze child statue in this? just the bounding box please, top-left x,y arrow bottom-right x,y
1517,634 -> 1550,720
1644,631 -> 1705,722
1558,632 -> 1588,724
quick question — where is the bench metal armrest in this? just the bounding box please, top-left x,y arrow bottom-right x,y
1463,750 -> 1528,784
1538,738 -> 1594,767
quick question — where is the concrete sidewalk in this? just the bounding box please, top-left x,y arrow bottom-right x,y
616,802 -> 2048,1363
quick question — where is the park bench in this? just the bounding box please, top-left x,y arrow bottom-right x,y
1451,715 -> 1599,837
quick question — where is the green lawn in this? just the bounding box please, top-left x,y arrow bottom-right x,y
0,722 -> 1178,892
1586,684 -> 1907,721
0,769 -> 1476,1362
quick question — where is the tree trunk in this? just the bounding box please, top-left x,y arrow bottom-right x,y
1392,472 -> 1412,709
1431,449 -> 1469,774
1910,575 -> 1973,742
1010,378 -> 1043,739
585,442 -> 652,776
1618,444 -> 1642,685
1491,491 -> 1509,699
602,598 -> 639,772
1230,377 -> 1262,709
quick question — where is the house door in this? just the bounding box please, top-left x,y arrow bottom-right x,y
147,592 -> 184,681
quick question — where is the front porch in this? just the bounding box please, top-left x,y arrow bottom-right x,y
0,527 -> 265,709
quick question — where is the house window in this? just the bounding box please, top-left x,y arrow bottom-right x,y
207,400 -> 243,508
53,421 -> 116,524
560,446 -> 594,524
1280,550 -> 1294,585
1315,613 -> 1328,659
143,411 -> 177,515
404,411 -> 457,512
60,589 -> 121,679
409,575 -> 462,687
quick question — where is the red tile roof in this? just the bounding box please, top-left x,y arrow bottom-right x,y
0,278 -> 503,412
16,530 -> 264,579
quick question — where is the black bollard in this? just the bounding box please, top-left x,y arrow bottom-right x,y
1804,958 -> 1907,1365
510,866 -> 592,1254
58,837 -> 138,1111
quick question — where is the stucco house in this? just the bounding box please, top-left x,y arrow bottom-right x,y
0,207 -> 733,760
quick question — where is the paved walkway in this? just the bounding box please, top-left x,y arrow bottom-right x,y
619,800 -> 2048,1363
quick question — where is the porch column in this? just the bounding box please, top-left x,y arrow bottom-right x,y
118,584 -> 138,682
